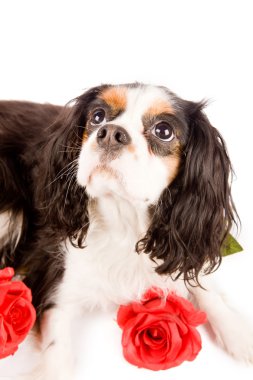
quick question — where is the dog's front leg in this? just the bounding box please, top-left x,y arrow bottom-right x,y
190,274 -> 253,363
29,306 -> 76,380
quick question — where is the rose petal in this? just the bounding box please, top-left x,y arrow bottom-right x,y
133,299 -> 177,315
121,314 -> 148,347
1,294 -> 20,315
131,288 -> 167,314
0,315 -> 8,346
122,313 -> 159,334
0,268 -> 14,283
7,281 -> 32,303
124,312 -> 187,334
117,303 -> 137,329
0,342 -> 19,359
141,326 -> 167,350
0,285 -> 11,308
165,322 -> 182,361
138,329 -> 170,364
168,293 -> 207,326
141,288 -> 165,302
139,322 -> 169,349
122,331 -> 144,368
0,314 -> 19,360
6,298 -> 36,335
174,326 -> 202,363
185,327 -> 202,361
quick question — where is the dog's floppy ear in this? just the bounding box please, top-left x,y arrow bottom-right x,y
137,101 -> 237,282
36,86 -> 110,247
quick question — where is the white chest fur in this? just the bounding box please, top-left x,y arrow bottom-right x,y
58,195 -> 186,311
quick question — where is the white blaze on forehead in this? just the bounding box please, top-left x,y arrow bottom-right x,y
113,85 -> 174,133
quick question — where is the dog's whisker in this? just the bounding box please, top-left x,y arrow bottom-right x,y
46,160 -> 78,188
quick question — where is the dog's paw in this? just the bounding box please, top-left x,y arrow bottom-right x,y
193,288 -> 253,364
18,366 -> 73,380
213,313 -> 253,364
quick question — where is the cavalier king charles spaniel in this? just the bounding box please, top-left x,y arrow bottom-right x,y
0,83 -> 252,379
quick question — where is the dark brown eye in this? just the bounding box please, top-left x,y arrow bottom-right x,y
91,108 -> 106,125
152,122 -> 174,141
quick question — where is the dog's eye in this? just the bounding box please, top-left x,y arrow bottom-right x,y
152,122 -> 174,141
91,109 -> 106,125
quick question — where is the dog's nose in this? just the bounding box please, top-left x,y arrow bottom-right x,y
96,124 -> 131,149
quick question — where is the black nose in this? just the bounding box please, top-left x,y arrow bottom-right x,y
96,124 -> 131,149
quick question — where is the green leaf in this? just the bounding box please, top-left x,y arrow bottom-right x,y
221,234 -> 243,257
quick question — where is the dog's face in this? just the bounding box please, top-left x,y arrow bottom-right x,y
77,84 -> 187,204
42,83 -> 235,282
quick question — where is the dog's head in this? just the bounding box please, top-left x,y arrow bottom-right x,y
41,83 -> 236,282
77,84 -> 184,204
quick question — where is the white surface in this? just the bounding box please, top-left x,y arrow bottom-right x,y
1,254 -> 253,380
0,0 -> 253,379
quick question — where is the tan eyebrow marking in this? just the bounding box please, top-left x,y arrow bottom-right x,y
144,99 -> 174,118
99,87 -> 127,112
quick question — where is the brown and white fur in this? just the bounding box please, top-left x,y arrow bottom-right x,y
0,83 -> 252,379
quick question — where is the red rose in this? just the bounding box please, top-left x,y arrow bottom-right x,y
117,288 -> 206,371
0,267 -> 36,359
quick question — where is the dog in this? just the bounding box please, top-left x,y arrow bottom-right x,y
0,83 -> 252,379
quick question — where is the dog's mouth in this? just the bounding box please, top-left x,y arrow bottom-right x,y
87,164 -> 120,184
84,163 -> 126,199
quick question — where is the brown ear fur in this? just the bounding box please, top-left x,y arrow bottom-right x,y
137,101 -> 237,282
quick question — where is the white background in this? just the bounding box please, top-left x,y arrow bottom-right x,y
0,0 -> 253,379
